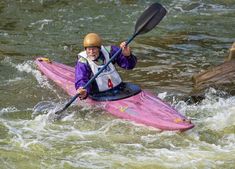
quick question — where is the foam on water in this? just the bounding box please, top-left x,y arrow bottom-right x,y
2,77 -> 23,86
2,57 -> 52,89
29,19 -> 53,31
170,0 -> 233,14
1,88 -> 235,168
1,57 -> 63,102
0,107 -> 18,114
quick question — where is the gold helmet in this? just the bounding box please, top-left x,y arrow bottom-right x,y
83,33 -> 102,48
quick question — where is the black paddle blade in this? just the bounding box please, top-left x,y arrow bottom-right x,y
134,3 -> 167,35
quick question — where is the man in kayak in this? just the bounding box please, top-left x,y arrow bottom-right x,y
75,33 -> 137,100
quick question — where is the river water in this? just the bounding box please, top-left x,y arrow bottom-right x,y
0,0 -> 235,169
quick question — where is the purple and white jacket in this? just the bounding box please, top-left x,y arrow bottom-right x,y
75,45 -> 137,94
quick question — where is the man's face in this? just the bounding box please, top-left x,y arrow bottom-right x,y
85,47 -> 100,61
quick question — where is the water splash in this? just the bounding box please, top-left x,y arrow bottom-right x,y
29,19 -> 53,31
1,57 -> 62,99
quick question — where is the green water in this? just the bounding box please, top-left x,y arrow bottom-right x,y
0,0 -> 235,168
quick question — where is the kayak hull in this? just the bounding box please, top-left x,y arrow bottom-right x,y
35,57 -> 194,131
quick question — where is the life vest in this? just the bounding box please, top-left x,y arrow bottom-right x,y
78,46 -> 122,92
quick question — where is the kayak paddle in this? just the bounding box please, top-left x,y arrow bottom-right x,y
54,3 -> 167,116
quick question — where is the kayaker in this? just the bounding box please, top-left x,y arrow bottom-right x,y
75,33 -> 137,100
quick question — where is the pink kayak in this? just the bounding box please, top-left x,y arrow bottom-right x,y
35,57 -> 194,131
